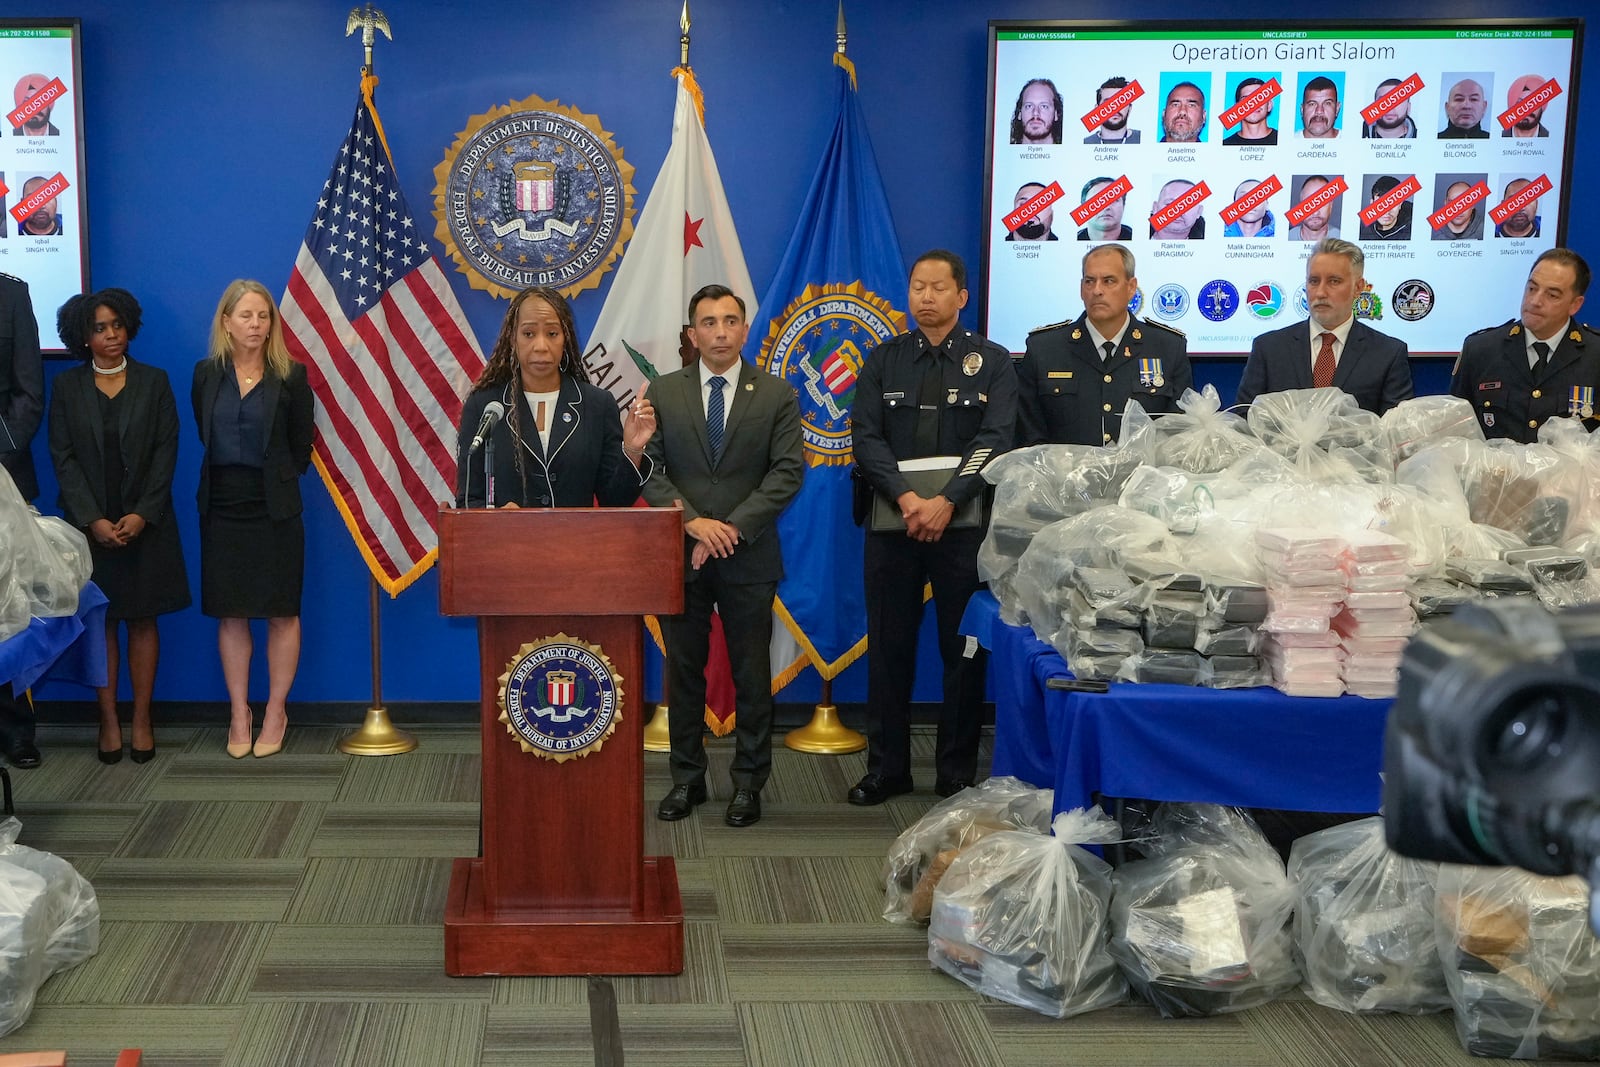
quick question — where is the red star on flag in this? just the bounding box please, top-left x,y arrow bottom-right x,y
683,212 -> 704,256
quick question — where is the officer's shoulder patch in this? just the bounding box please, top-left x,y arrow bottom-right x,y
1465,319 -> 1517,340
1027,318 -> 1073,335
1140,317 -> 1186,339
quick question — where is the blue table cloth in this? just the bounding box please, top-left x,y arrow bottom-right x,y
970,592 -> 1390,816
0,583 -> 109,692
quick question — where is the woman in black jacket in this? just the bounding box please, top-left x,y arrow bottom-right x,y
50,288 -> 190,763
192,280 -> 314,759
455,285 -> 654,508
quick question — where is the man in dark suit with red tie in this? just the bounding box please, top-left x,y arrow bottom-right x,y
1235,237 -> 1414,415
1451,248 -> 1600,443
642,284 -> 803,828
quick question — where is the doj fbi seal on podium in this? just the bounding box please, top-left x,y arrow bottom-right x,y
757,282 -> 906,467
434,94 -> 636,300
497,635 -> 623,762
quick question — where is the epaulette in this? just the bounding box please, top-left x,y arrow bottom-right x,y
1139,317 -> 1186,338
1027,318 -> 1073,334
1465,319 -> 1518,339
0,272 -> 23,284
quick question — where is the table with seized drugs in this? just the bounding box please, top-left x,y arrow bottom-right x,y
962,590 -> 1390,816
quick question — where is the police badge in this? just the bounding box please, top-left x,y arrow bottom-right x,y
434,94 -> 636,299
962,352 -> 983,376
497,634 -> 623,762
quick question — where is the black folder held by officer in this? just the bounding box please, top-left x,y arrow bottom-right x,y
1015,243 -> 1190,447
849,250 -> 1017,805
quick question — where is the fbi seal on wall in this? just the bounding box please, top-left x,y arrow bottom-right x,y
434,94 -> 636,300
497,634 -> 623,761
757,282 -> 905,467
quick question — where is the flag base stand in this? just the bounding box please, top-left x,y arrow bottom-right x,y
643,703 -> 672,752
337,706 -> 418,756
784,703 -> 866,754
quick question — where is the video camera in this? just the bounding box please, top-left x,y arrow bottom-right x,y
1382,598 -> 1600,936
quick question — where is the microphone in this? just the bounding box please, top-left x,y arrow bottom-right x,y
469,401 -> 505,454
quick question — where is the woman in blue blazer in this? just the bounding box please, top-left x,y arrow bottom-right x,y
191,280 -> 314,759
455,286 -> 654,508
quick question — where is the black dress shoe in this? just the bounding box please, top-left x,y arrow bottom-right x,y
7,739 -> 41,770
847,774 -> 913,806
725,789 -> 761,827
656,781 -> 707,821
98,748 -> 123,765
934,778 -> 975,799
130,746 -> 156,764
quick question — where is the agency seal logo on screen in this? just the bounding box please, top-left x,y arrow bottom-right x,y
758,282 -> 906,467
1151,283 -> 1189,321
1245,282 -> 1284,319
1198,280 -> 1239,322
1392,279 -> 1434,321
1127,287 -> 1144,317
497,634 -> 623,761
434,94 -> 635,300
1354,281 -> 1384,321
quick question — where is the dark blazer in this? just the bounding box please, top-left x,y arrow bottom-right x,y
1236,319 -> 1413,415
454,377 -> 647,508
0,273 -> 43,500
1450,318 -> 1600,443
642,360 -> 804,585
1016,314 -> 1192,446
49,358 -> 181,529
191,358 -> 315,520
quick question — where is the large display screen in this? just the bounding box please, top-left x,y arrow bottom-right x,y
0,19 -> 87,352
983,20 -> 1583,355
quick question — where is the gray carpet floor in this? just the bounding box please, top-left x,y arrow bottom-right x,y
0,722 -> 1487,1066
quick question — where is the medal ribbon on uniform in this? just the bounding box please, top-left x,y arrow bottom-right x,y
1139,357 -> 1155,387
1569,385 -> 1594,420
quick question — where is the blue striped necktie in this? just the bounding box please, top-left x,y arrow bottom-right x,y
707,375 -> 727,462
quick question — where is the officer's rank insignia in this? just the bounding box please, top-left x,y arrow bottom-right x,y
434,93 -> 636,300
1572,329 -> 1583,343
962,352 -> 983,376
1510,324 -> 1522,336
1072,328 -> 1082,339
497,634 -> 622,762
1131,328 -> 1143,340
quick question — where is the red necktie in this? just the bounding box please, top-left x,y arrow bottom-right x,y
1313,332 -> 1336,389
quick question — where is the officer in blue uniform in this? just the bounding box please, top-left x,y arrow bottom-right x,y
1015,244 -> 1191,446
1451,248 -> 1600,444
849,250 -> 1017,805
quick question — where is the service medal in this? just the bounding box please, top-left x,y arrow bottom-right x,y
962,352 -> 983,376
1155,375 -> 1165,387
1585,406 -> 1595,420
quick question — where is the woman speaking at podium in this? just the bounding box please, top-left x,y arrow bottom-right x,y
455,286 -> 654,508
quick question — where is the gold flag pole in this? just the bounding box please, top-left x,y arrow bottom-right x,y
335,3 -> 414,757
784,1 -> 866,757
643,2 -> 694,755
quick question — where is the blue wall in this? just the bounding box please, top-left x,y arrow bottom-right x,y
25,2 -> 1590,704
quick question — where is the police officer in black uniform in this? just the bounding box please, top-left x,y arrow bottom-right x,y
1451,248 -> 1600,444
848,250 -> 1017,805
1015,243 -> 1191,446
0,271 -> 44,769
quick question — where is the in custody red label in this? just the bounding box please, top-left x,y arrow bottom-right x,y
1488,174 -> 1553,226
1497,79 -> 1561,131
6,77 -> 66,131
1359,175 -> 1421,226
1149,181 -> 1212,233
1080,81 -> 1144,134
1428,180 -> 1490,231
1003,181 -> 1065,232
9,173 -> 68,225
1360,74 -> 1424,126
1284,176 -> 1347,227
1218,79 -> 1283,131
1070,176 -> 1133,227
1220,176 -> 1282,226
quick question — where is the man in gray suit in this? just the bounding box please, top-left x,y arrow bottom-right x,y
643,284 -> 803,828
1235,237 -> 1414,415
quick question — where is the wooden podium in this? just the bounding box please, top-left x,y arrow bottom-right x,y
438,506 -> 685,976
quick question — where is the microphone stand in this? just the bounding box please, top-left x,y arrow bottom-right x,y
484,431 -> 496,508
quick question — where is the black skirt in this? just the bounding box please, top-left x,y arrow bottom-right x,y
201,465 -> 304,618
91,392 -> 191,620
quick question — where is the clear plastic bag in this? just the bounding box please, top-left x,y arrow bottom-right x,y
1012,508 -> 1177,643
0,468 -> 92,639
1288,816 -> 1448,1015
1380,394 -> 1484,464
1108,804 -> 1300,1016
1127,385 -> 1261,474
882,777 -> 1054,925
929,808 -> 1128,1018
0,817 -> 100,1037
1246,388 -> 1386,483
1436,866 -> 1600,1060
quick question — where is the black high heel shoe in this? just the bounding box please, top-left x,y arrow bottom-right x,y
130,745 -> 155,764
98,747 -> 123,765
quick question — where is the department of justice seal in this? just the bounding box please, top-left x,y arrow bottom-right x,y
758,282 -> 906,467
497,634 -> 623,762
434,94 -> 636,299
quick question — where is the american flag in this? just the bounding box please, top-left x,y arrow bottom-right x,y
280,85 -> 485,595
